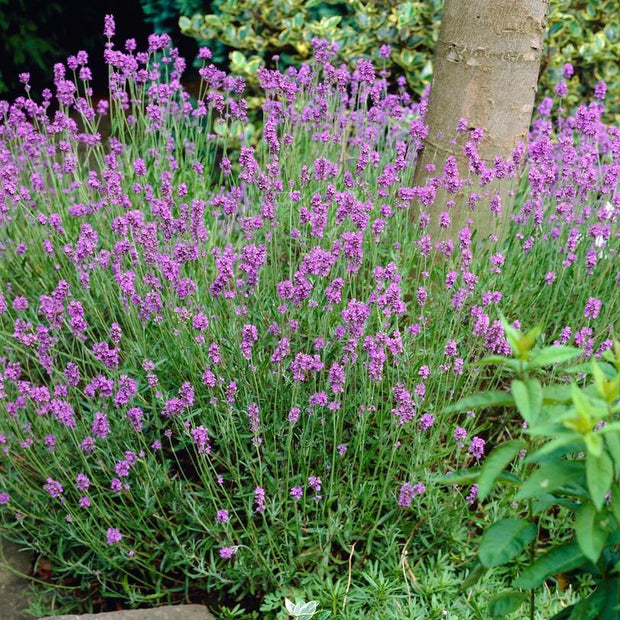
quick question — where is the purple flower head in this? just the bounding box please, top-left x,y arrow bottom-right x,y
247,403 -> 262,446
216,509 -> 229,524
75,473 -> 90,492
92,411 -> 111,439
290,486 -> 303,500
192,425 -> 211,455
0,492 -> 10,505
308,476 -> 322,493
44,478 -> 63,499
454,427 -> 467,441
254,487 -> 266,513
219,546 -> 238,559
103,15 -> 115,38
106,528 -> 122,545
420,413 -> 435,431
469,436 -> 486,460
398,481 -> 424,508
288,407 -> 301,424
342,299 -> 370,338
379,44 -> 392,59
584,297 -> 602,320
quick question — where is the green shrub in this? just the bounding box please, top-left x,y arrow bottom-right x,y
177,0 -> 618,121
0,0 -> 66,95
440,330 -> 620,617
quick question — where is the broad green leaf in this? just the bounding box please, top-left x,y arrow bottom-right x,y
542,384 -> 572,405
479,519 -> 536,568
511,378 -> 543,425
514,544 -> 587,589
599,576 -> 620,619
458,563 -> 487,592
477,440 -> 526,501
611,483 -> 620,524
575,503 -> 608,563
526,345 -> 582,370
584,431 -> 604,457
586,450 -> 613,510
436,468 -> 481,486
437,468 -> 521,487
488,590 -> 528,617
476,356 -> 522,371
525,434 -> 583,462
516,461 -> 584,500
443,391 -> 515,414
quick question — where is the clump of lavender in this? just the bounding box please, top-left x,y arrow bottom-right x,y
0,14 -> 617,614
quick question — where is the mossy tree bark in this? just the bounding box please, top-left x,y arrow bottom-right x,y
413,0 -> 549,239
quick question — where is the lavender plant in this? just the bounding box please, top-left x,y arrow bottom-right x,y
0,15 -> 617,617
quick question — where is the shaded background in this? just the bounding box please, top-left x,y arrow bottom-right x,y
0,0 -> 201,101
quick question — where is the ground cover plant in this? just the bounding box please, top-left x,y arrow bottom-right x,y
0,15 -> 618,619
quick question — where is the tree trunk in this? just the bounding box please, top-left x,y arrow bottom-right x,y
413,0 -> 549,239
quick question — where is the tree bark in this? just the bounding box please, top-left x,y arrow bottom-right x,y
413,0 -> 549,239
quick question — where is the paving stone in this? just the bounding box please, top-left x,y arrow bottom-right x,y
0,535 -> 36,619
42,604 -> 215,620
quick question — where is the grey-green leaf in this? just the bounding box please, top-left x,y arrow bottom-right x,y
479,519 -> 536,568
514,544 -> 587,589
477,439 -> 526,502
575,503 -> 608,563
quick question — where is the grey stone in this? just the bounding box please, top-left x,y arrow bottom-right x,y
0,535 -> 36,619
0,537 -> 33,586
41,605 -> 215,620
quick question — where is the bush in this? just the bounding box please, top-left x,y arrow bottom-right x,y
0,15 -> 617,618
177,0 -> 618,122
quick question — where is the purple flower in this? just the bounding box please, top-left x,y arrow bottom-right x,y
0,492 -> 10,505
444,340 -> 458,357
44,478 -> 63,499
216,509 -> 229,524
469,437 -> 486,460
254,487 -> 266,513
308,476 -> 322,493
584,297 -> 602,320
288,407 -> 300,424
106,528 -> 122,545
398,482 -> 424,508
12,296 -> 29,312
75,473 -> 90,492
219,546 -> 238,559
454,427 -> 467,441
420,413 -> 435,430
247,403 -> 262,446
92,411 -> 111,439
103,15 -> 115,38
290,486 -> 303,500
79,496 -> 91,508
379,44 -> 392,59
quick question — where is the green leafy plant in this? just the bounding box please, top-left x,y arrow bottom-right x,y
440,324 -> 620,618
139,0 -> 206,34
542,0 -> 619,123
177,0 -> 618,122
